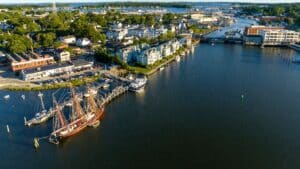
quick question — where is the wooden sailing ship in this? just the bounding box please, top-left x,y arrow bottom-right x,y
49,87 -> 104,144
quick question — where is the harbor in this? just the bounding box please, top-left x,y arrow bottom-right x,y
1,44 -> 300,168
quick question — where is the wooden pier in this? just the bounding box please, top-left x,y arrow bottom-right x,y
99,86 -> 129,107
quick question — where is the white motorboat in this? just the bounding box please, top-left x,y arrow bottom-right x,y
129,77 -> 147,93
4,95 -> 10,100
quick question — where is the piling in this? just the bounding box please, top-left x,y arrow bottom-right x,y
33,138 -> 39,149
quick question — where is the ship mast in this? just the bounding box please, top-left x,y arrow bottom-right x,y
53,96 -> 67,131
38,92 -> 45,111
71,87 -> 84,119
86,88 -> 98,113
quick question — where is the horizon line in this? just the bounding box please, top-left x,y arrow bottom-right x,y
1,1 -> 300,5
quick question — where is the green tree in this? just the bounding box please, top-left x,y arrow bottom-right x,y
6,35 -> 32,53
36,32 -> 56,47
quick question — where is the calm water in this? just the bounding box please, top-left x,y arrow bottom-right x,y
1,44 -> 300,169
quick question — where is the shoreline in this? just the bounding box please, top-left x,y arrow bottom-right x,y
0,74 -> 102,91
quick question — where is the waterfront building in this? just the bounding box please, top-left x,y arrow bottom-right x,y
117,43 -> 149,63
158,43 -> 172,58
21,62 -> 73,81
137,48 -> 161,65
21,60 -> 94,81
179,33 -> 193,47
118,45 -> 140,63
243,25 -> 284,45
6,52 -> 55,72
244,26 -> 284,36
259,29 -> 300,46
59,35 -> 76,44
72,59 -> 94,71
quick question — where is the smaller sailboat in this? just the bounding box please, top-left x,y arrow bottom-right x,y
21,95 -> 25,100
25,92 -> 54,126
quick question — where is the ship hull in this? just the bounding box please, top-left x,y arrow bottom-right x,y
129,85 -> 145,92
88,107 -> 105,126
50,117 -> 88,140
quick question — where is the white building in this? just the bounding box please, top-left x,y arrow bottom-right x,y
128,28 -> 148,38
59,35 -> 76,44
259,29 -> 300,46
190,14 -> 218,23
158,43 -> 172,58
76,38 -> 91,47
21,60 -> 94,81
118,45 -> 140,63
118,43 -> 149,63
21,63 -> 73,81
106,28 -> 128,41
56,51 -> 70,62
137,48 -> 161,65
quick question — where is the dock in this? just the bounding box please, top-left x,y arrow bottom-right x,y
100,86 -> 129,107
289,44 -> 300,52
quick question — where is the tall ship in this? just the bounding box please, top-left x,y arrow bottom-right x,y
25,92 -> 55,126
49,87 -> 104,144
129,77 -> 147,93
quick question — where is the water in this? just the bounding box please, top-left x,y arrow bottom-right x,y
1,44 -> 300,169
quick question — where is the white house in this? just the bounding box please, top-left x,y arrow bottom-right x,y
76,38 -> 91,47
56,51 -> 70,62
59,35 -> 76,44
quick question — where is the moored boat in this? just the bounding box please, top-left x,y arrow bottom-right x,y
49,87 -> 104,144
129,77 -> 147,93
25,92 -> 54,126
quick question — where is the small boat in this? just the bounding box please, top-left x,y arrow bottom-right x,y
211,43 -> 215,46
90,120 -> 100,128
159,67 -> 165,71
25,109 -> 55,126
25,92 -> 54,126
21,95 -> 25,100
3,95 -> 10,100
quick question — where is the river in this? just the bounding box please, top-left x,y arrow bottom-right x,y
0,44 -> 300,169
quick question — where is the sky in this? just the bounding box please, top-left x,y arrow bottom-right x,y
0,0 -> 299,4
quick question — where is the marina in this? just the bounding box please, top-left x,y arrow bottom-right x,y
1,44 -> 300,168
